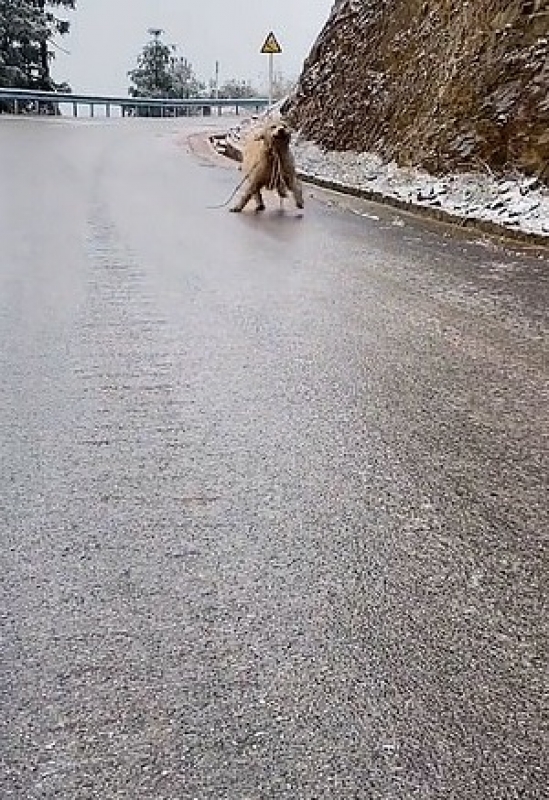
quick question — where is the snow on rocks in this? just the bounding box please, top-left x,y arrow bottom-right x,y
292,137 -> 549,241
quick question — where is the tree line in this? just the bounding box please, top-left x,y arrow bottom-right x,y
127,29 -> 295,103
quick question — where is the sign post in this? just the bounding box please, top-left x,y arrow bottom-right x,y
260,31 -> 282,106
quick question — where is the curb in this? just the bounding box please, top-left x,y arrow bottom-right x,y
299,172 -> 549,249
209,134 -> 549,250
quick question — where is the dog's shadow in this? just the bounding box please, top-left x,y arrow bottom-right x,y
235,208 -> 305,242
238,206 -> 305,225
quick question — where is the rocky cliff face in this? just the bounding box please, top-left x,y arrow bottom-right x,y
284,0 -> 549,182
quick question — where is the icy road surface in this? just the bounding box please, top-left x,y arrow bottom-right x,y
1,116 -> 547,800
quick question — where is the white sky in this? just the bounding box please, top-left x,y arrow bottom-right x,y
52,0 -> 335,96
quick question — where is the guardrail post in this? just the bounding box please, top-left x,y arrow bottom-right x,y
106,103 -> 111,118
73,102 -> 78,117
89,103 -> 94,118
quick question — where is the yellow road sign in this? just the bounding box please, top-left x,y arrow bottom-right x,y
261,31 -> 282,54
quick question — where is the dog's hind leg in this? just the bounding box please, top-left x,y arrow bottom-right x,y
281,167 -> 304,210
291,179 -> 304,209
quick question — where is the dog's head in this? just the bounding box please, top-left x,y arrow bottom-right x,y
270,122 -> 291,146
256,121 -> 292,152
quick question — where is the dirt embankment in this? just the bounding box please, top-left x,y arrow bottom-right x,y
284,0 -> 549,182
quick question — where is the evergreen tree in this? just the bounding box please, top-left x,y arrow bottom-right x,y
0,0 -> 74,90
128,29 -> 204,100
36,1 -> 74,90
128,31 -> 174,98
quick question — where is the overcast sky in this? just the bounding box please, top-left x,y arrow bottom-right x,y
51,0 -> 335,96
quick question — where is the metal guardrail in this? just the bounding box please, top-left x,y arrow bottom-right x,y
0,87 -> 270,118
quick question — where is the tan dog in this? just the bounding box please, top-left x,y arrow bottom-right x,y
230,120 -> 304,212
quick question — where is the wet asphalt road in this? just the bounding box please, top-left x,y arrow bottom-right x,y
0,116 -> 547,799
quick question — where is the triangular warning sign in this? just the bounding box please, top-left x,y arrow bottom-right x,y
260,31 -> 282,54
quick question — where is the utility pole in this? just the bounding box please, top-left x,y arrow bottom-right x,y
268,53 -> 274,106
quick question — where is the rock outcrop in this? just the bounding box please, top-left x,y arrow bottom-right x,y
284,0 -> 549,182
